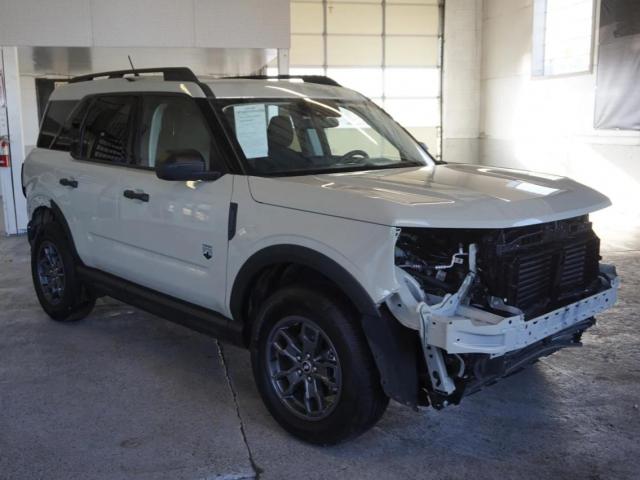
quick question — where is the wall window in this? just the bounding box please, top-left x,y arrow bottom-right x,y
288,0 -> 442,159
532,0 -> 596,76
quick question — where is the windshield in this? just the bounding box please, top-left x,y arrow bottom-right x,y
218,97 -> 433,176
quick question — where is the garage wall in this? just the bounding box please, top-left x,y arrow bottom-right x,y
0,0 -> 290,49
442,0 -> 483,164
479,0 -> 640,228
0,0 -> 290,235
289,0 -> 442,158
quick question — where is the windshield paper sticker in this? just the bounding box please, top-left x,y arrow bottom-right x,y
234,104 -> 268,159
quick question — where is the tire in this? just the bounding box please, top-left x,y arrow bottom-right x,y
250,285 -> 389,444
31,220 -> 95,322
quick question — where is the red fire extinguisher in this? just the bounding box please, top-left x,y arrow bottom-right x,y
0,137 -> 9,167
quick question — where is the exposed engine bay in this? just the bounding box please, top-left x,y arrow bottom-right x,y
388,215 -> 619,408
395,215 -> 601,319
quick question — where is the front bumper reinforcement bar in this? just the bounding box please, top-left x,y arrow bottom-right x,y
417,264 -> 619,398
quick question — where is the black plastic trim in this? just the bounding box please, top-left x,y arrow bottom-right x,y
77,265 -> 244,346
461,317 -> 596,399
21,163 -> 26,197
230,244 -> 380,322
69,67 -> 199,84
196,82 -> 246,175
194,97 -> 242,174
48,201 -> 82,261
365,306 -> 420,408
228,202 -> 238,241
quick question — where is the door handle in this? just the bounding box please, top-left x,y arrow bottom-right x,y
59,178 -> 78,188
123,189 -> 150,202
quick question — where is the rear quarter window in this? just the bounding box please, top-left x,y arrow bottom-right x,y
37,100 -> 79,150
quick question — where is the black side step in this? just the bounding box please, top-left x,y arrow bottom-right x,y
78,266 -> 244,346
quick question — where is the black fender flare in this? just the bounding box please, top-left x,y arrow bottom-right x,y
29,201 -> 82,263
230,244 -> 419,407
230,244 -> 379,322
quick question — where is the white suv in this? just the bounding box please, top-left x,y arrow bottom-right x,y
23,67 -> 619,444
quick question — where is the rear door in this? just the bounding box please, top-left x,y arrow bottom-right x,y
35,96 -> 131,268
113,94 -> 232,312
34,98 -> 89,255
71,95 -> 137,271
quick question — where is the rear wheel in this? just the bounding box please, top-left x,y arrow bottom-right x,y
31,220 -> 94,322
251,286 -> 389,444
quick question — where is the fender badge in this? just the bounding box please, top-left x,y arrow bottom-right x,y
202,244 -> 213,260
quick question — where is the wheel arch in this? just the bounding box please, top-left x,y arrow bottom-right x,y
230,244 -> 420,407
28,201 -> 81,263
230,244 -> 380,329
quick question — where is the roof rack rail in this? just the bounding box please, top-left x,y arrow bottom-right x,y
223,75 -> 341,87
68,67 -> 199,84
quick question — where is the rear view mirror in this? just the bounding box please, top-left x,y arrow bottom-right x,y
318,117 -> 340,128
156,150 -> 222,181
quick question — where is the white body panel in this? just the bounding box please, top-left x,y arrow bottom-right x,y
248,164 -> 611,229
226,177 -> 399,312
115,170 -> 232,311
50,79 -> 207,101
205,79 -> 362,100
425,277 -> 619,356
24,149 -> 232,312
49,78 -> 358,102
24,149 -> 121,268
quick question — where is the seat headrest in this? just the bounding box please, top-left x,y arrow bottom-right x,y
267,115 -> 294,149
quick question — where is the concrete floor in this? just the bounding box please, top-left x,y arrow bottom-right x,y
1,209 -> 639,479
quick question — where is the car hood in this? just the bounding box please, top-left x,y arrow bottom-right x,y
248,164 -> 611,228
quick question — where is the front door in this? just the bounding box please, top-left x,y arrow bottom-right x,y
114,94 -> 232,312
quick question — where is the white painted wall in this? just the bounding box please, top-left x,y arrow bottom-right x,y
479,0 -> 640,231
0,48 -> 28,234
442,0 -> 483,164
0,0 -> 290,49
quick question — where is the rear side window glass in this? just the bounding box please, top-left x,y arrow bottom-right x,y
37,100 -> 78,150
52,100 -> 91,153
80,96 -> 136,164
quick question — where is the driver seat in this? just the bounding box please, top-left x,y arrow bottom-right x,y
267,115 -> 306,169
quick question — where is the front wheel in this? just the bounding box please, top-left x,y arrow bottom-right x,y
251,286 -> 389,444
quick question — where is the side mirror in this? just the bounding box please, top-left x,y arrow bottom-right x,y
156,150 -> 222,181
418,142 -> 429,152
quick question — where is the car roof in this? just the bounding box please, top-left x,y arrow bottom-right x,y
205,79 -> 362,101
49,76 -> 362,102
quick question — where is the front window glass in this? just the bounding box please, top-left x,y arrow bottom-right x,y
219,97 -> 432,176
135,95 -> 214,169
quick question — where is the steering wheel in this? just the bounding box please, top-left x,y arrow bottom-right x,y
337,149 -> 370,165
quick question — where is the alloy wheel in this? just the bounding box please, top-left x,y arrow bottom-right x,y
37,241 -> 66,305
266,316 -> 342,420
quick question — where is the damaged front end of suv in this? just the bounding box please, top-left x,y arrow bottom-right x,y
386,215 -> 619,409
